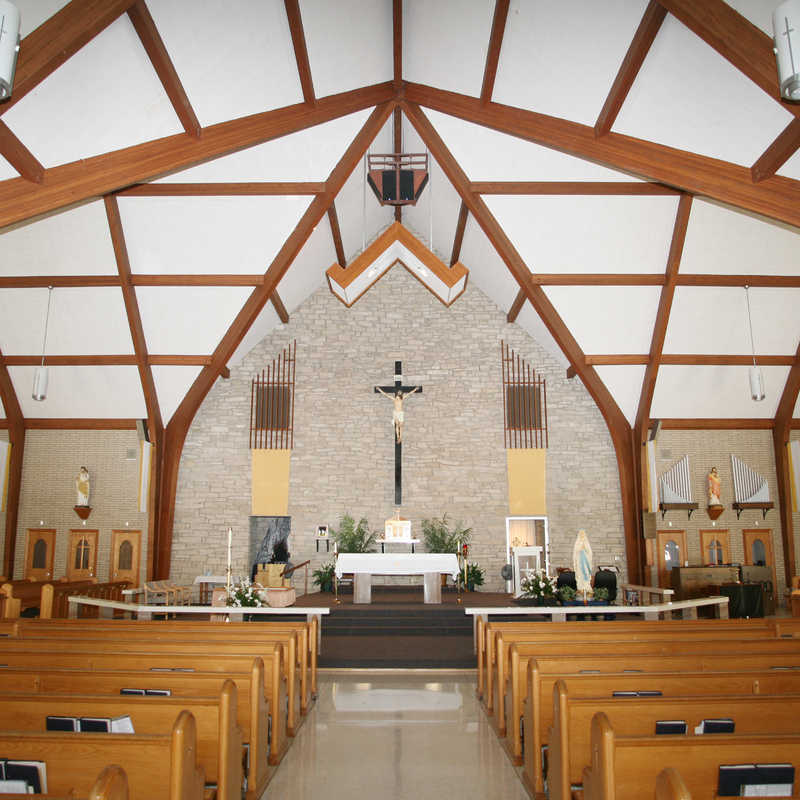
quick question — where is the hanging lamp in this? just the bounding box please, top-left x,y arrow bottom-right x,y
744,285 -> 765,402
32,286 -> 53,401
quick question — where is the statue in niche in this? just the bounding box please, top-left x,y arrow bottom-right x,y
75,466 -> 90,507
375,386 -> 419,443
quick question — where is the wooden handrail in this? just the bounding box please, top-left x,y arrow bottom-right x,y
280,560 -> 310,578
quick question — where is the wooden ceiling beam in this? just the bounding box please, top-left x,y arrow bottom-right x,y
127,0 -> 201,138
587,354 -> 796,366
104,196 -> 163,441
480,0 -> 510,105
595,1 -> 666,137
23,418 -> 138,430
0,121 -> 44,184
131,275 -> 263,286
678,274 -> 800,287
471,181 -> 679,195
634,194 -> 692,438
328,203 -> 347,267
657,0 -> 800,120
450,201 -> 469,266
659,418 -> 775,430
270,291 -> 290,324
394,107 -> 403,222
530,274 -> 664,286
0,276 -> 121,288
153,101 -> 396,579
0,345 -> 24,577
403,82 -> 800,228
284,0 -> 316,105
0,81 -> 394,229
0,0 -> 137,115
1,355 -> 213,366
393,0 -> 402,89
506,288 -> 526,323
751,118 -> 800,183
402,98 -> 646,583
117,182 -> 325,196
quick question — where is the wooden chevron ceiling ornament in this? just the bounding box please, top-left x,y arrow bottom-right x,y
325,222 -> 468,307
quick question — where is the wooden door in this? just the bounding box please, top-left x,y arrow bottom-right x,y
67,530 -> 98,581
110,529 -> 141,587
24,529 -> 56,581
700,529 -> 730,565
656,530 -> 687,589
743,529 -> 776,588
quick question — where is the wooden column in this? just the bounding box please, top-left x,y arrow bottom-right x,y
0,350 -> 24,578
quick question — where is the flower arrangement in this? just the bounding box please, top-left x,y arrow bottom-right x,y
520,569 -> 557,601
226,578 -> 267,608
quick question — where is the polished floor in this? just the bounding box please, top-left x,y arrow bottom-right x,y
265,670 -> 529,800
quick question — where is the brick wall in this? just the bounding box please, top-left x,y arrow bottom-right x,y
171,267 -> 628,592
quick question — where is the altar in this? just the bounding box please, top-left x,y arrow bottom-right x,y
335,553 -> 460,604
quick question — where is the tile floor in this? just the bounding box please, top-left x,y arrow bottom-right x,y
265,670 -> 530,800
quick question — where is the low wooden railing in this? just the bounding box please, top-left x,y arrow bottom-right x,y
282,560 -> 310,596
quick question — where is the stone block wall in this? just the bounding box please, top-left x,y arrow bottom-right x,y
171,266 -> 628,592
6,429 -> 148,583
643,428 -> 788,597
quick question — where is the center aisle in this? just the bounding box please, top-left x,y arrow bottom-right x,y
266,671 -> 528,800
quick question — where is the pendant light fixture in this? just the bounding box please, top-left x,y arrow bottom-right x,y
32,286 -> 53,401
773,0 -> 800,102
744,285 -> 765,402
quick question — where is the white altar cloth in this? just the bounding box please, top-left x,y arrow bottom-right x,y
335,553 -> 460,578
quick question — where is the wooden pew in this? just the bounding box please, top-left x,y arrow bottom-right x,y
0,656 -> 276,794
480,618 -> 774,706
0,633 -> 304,735
1,580 -> 97,617
582,712 -> 800,800
549,683 -> 800,800
0,680 -> 243,800
500,635 -> 800,745
12,616 -> 318,699
521,666 -> 800,797
40,581 -> 130,619
0,709 -> 205,800
0,764 -> 130,800
656,768 -> 691,800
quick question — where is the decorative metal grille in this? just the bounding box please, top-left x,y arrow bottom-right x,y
501,340 -> 548,449
250,340 -> 296,449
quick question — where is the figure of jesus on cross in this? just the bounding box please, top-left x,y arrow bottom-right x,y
375,385 -> 418,443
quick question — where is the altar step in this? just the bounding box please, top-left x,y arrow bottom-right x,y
323,608 -> 473,636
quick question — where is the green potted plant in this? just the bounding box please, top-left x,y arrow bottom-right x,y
591,586 -> 609,604
456,563 -> 484,592
421,514 -> 471,553
558,584 -> 577,605
312,562 -> 336,593
517,570 -> 558,605
330,513 -> 377,553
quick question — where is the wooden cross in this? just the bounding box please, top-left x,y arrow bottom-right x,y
374,361 -> 422,505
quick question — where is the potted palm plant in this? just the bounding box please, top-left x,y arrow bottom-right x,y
330,514 -> 377,553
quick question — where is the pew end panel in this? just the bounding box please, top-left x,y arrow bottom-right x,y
89,765 -> 129,800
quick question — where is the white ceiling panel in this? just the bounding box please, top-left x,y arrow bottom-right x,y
0,156 -> 18,181
425,109 -> 641,181
514,301 -> 569,369
119,196 -> 312,275
493,0 -> 649,126
0,287 -> 134,355
3,16 -> 182,168
136,286 -> 252,355
723,0 -> 773,34
147,0 -> 302,128
404,0 -> 493,98
485,194 -> 679,274
664,287 -> 800,356
651,365 -> 790,419
0,200 -> 116,275
543,285 -> 661,354
300,0 -> 392,98
10,366 -> 147,418
613,15 -> 792,167
275,220 -> 335,314
459,215 -> 519,311
681,199 -> 800,275
15,0 -> 70,37
595,365 -> 647,426
152,365 -> 202,425
777,147 -> 800,182
154,110 -> 372,183
229,303 -> 282,369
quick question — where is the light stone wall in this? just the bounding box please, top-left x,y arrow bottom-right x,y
171,267 -> 628,592
7,429 -> 148,583
643,428 -> 788,597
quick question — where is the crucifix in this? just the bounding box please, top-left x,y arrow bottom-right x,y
374,361 -> 422,505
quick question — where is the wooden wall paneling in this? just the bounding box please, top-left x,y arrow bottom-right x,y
402,99 -> 645,582
402,82 -> 800,228
0,81 -> 395,229
284,0 -> 316,105
480,0 -> 510,105
152,101 -> 396,578
0,121 -> 44,183
127,0 -> 201,138
594,1 -> 666,136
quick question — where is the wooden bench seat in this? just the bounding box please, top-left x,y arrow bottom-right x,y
521,666 -> 800,797
0,656 -> 276,795
0,680 -> 243,800
549,684 -> 800,800
0,709 -> 205,800
582,712 -> 800,800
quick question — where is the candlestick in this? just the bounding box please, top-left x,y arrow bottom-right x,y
226,527 -> 232,594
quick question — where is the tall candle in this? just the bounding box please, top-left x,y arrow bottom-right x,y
227,527 -> 232,571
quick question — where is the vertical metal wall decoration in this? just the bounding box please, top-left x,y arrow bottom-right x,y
501,341 -> 548,449
249,340 -> 296,449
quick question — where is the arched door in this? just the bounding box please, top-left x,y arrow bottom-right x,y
24,529 -> 56,581
743,529 -> 776,589
67,530 -> 98,581
656,530 -> 687,589
700,530 -> 730,565
110,530 -> 141,587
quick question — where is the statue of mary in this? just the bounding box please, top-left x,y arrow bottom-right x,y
573,529 -> 593,595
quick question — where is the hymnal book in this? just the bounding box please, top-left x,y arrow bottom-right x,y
637,690 -> 663,697
4,760 -> 46,793
622,669 -> 643,673
120,688 -> 145,696
149,667 -> 194,673
655,720 -> 687,735
46,715 -> 78,731
145,688 -> 171,696
718,764 -> 794,796
612,691 -> 637,697
0,778 -> 34,793
79,715 -> 135,733
694,717 -> 734,734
